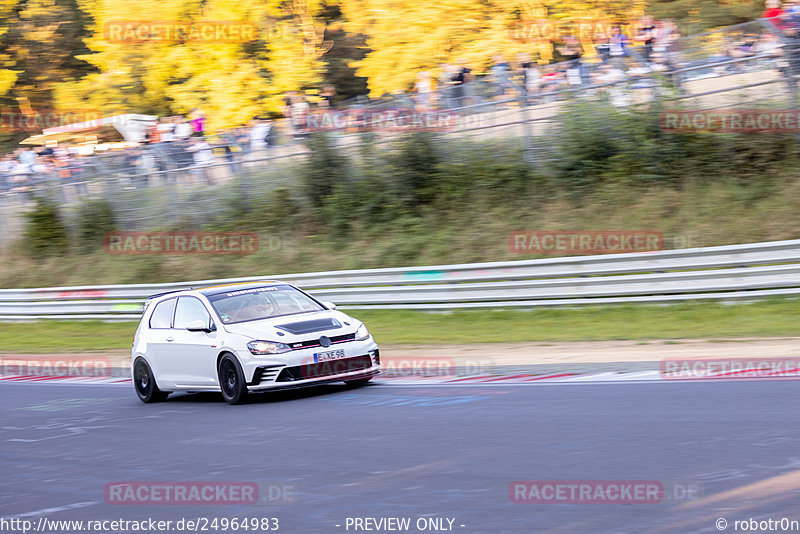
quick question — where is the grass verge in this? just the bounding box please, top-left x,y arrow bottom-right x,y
0,299 -> 797,353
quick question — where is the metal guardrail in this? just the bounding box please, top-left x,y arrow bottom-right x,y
0,239 -> 799,320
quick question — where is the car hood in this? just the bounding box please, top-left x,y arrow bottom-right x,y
221,310 -> 357,341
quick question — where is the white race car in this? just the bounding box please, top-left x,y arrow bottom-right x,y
131,281 -> 380,404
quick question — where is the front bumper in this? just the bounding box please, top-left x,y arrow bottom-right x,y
243,344 -> 380,391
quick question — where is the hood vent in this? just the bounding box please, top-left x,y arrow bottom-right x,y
275,317 -> 341,335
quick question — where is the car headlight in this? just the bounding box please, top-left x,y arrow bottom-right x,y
247,340 -> 292,355
355,323 -> 370,341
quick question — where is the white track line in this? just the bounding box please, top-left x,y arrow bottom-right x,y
3,369 -> 781,386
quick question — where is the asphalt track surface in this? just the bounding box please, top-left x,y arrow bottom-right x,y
2,378 -> 800,534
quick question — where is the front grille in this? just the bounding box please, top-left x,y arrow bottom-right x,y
289,332 -> 356,350
276,355 -> 373,382
250,365 -> 283,385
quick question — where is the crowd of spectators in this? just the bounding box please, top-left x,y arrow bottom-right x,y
0,6 -> 791,201
0,111 -> 278,200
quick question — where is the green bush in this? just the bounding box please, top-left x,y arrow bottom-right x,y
23,198 -> 69,259
550,99 -> 800,197
390,132 -> 440,207
219,187 -> 300,232
75,199 -> 117,253
303,133 -> 348,209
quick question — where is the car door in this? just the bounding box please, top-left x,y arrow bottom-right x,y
144,297 -> 179,386
167,296 -> 220,387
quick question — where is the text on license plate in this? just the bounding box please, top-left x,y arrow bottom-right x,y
314,349 -> 346,362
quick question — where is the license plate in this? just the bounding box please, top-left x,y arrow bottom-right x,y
314,349 -> 346,362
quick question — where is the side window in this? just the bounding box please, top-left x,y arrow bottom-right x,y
149,298 -> 177,329
174,297 -> 212,329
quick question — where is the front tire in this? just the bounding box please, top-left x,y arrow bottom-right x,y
218,354 -> 248,405
133,357 -> 169,403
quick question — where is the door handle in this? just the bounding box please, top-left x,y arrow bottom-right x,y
166,337 -> 174,342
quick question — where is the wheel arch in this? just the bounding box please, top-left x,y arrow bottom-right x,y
216,350 -> 237,371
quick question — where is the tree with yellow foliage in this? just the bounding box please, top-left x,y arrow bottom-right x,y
336,0 -> 646,96
51,0 -> 332,131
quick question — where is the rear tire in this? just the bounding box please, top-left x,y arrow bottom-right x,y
218,354 -> 248,405
133,357 -> 169,403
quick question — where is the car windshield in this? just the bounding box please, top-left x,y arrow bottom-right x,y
206,285 -> 324,324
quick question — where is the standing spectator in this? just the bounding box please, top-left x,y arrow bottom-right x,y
781,0 -> 800,81
763,0 -> 784,20
608,26 -> 629,67
157,117 -> 175,142
451,60 -> 472,107
319,85 -> 337,109
122,146 -> 144,186
173,117 -> 192,139
229,126 -> 250,173
595,29 -> 612,63
490,54 -> 512,98
51,148 -> 74,197
414,71 -> 434,110
18,147 -> 36,168
764,0 -> 793,34
539,69 -> 566,97
9,153 -> 34,201
290,93 -> 310,134
66,153 -> 90,197
281,91 -> 295,125
756,31 -> 787,72
594,64 -> 629,107
557,36 -> 585,85
784,0 -> 800,33
187,137 -> 216,185
0,154 -> 13,193
518,53 -> 542,98
190,109 -> 205,137
637,17 -> 656,61
249,118 -> 272,157
653,19 -> 678,54
144,121 -> 161,144
438,64 -> 456,108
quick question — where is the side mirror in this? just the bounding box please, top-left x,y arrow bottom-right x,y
322,301 -> 337,310
186,319 -> 211,332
